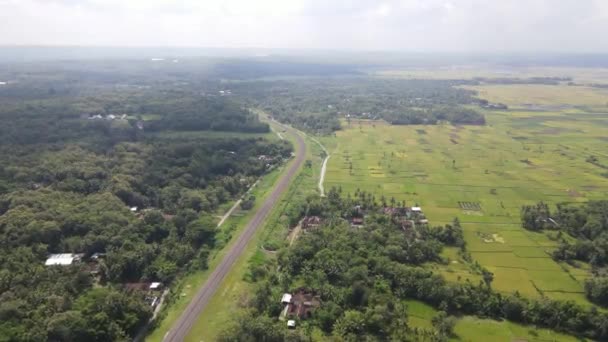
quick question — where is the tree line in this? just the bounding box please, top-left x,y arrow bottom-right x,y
232,78 -> 486,134
522,200 -> 608,307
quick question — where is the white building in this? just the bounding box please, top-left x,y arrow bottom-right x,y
281,293 -> 292,304
411,207 -> 422,212
45,253 -> 81,266
150,282 -> 163,290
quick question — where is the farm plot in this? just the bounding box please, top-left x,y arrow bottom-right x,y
406,300 -> 581,341
322,84 -> 608,305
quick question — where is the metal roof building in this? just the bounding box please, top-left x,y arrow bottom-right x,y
45,253 -> 81,266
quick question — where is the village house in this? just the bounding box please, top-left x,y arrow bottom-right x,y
401,220 -> 414,231
383,206 -> 409,217
124,282 -> 164,307
350,217 -> 364,227
301,216 -> 322,230
124,282 -> 163,292
279,289 -> 321,324
84,252 -> 106,275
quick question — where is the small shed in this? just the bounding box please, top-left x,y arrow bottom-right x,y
411,207 -> 422,212
287,320 -> 296,329
351,217 -> 364,226
302,216 -> 322,229
91,252 -> 106,260
45,253 -> 82,266
130,206 -> 138,212
150,282 -> 163,290
281,293 -> 292,304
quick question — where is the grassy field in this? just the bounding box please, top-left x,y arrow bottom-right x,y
374,66 -> 608,84
405,300 -> 583,342
322,83 -> 608,305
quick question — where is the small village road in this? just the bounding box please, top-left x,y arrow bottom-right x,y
162,123 -> 306,342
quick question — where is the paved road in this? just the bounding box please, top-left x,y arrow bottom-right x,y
163,123 -> 306,342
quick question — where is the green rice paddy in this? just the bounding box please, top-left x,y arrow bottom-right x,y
322,84 -> 608,306
405,300 -> 581,342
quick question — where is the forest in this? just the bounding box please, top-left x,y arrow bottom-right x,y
0,63 -> 291,341
220,189 -> 608,341
233,78 -> 486,134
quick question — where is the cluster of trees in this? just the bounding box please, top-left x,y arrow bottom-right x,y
221,191 -> 608,341
0,64 -> 292,340
521,201 -> 608,307
232,78 -> 486,134
142,97 -> 269,133
382,106 -> 485,125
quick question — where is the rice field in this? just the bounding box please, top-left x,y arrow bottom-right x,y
405,300 -> 582,342
322,83 -> 608,305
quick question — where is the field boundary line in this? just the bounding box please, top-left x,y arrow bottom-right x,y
271,119 -> 329,197
306,135 -> 329,197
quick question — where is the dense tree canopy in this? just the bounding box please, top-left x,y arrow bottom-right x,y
233,78 -> 486,134
0,63 -> 290,340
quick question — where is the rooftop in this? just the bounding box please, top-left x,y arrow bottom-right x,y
45,253 -> 81,266
150,282 -> 163,289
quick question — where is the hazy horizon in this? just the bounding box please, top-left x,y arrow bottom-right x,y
1,0 -> 608,53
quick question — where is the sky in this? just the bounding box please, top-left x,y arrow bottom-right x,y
1,0 -> 607,53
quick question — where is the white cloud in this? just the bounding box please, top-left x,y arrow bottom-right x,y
0,0 -> 607,52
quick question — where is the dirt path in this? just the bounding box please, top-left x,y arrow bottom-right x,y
216,199 -> 241,228
288,223 -> 302,246
306,135 -> 329,197
162,123 -> 306,342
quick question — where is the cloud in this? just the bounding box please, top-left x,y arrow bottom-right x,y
0,0 -> 607,52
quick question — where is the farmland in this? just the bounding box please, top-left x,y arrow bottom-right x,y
322,82 -> 608,305
405,300 -> 581,342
